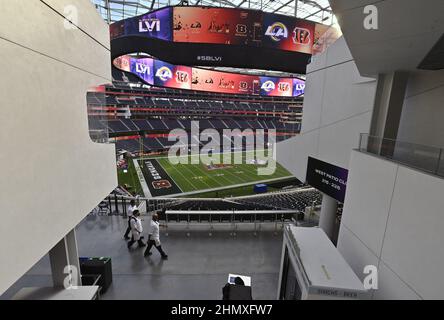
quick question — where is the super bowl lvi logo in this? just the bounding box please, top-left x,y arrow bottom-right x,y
293,27 -> 311,45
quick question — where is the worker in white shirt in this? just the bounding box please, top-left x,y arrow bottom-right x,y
127,210 -> 146,249
144,213 -> 168,259
124,200 -> 138,240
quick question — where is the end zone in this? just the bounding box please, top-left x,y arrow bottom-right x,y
138,159 -> 182,197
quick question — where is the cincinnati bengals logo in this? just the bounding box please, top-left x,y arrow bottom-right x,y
236,24 -> 247,34
176,71 -> 189,83
278,82 -> 291,93
239,81 -> 248,91
293,27 -> 311,45
152,180 -> 172,190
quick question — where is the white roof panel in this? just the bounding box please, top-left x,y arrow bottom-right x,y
287,225 -> 367,292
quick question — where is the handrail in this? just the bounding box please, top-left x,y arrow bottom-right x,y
361,133 -> 444,150
359,133 -> 444,177
102,187 -> 321,216
110,186 -> 317,203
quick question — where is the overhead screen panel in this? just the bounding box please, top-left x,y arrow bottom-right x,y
154,60 -> 192,90
110,6 -> 339,54
114,56 -> 154,84
114,56 -> 305,97
172,7 -> 321,56
110,7 -> 173,41
259,76 -> 294,97
262,13 -> 315,54
191,68 -> 260,95
173,7 -> 262,46
109,6 -> 339,93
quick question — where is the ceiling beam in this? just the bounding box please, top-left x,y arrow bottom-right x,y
111,0 -> 151,9
237,0 -> 247,8
300,0 -> 332,13
302,6 -> 331,20
272,0 -> 294,13
218,0 -> 237,8
104,0 -> 111,24
95,0 -> 333,24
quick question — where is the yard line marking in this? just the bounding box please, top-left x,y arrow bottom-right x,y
160,176 -> 295,198
155,158 -> 184,193
180,163 -> 217,190
166,162 -> 201,191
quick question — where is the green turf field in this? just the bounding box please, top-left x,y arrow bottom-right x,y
181,178 -> 298,198
117,159 -> 143,196
145,150 -> 293,195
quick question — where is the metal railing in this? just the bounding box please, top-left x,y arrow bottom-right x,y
88,190 -> 319,231
359,133 -> 444,177
90,193 -> 181,217
87,193 -> 302,235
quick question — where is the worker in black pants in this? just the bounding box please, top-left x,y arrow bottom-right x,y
144,213 -> 168,259
127,210 -> 146,248
124,200 -> 138,240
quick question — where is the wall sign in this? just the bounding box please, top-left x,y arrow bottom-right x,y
306,157 -> 348,203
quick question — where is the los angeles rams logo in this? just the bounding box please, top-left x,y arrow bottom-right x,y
155,66 -> 173,82
261,80 -> 276,92
265,22 -> 288,42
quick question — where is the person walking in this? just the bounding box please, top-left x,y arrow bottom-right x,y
144,213 -> 168,259
127,210 -> 146,249
124,200 -> 138,240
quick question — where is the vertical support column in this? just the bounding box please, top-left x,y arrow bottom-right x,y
319,193 -> 338,241
369,71 -> 409,156
105,0 -> 111,24
49,229 -> 81,288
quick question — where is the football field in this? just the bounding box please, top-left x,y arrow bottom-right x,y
137,151 -> 293,197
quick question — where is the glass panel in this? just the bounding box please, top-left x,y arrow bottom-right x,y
87,86 -> 110,144
280,248 -> 303,300
359,134 -> 443,177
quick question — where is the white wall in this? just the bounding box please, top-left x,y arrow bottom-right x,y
397,69 -> 444,148
0,0 -> 117,294
330,0 -> 444,76
277,37 -> 377,182
338,150 -> 444,299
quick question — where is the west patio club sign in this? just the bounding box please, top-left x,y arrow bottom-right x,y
306,157 -> 348,203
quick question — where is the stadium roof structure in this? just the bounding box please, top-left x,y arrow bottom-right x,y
91,0 -> 335,25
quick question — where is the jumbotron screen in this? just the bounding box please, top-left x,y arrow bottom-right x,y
110,7 -> 173,41
114,55 -> 305,97
111,6 -> 339,56
192,68 -> 260,95
173,7 -> 262,46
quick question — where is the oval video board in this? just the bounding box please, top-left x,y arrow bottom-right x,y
110,6 -> 340,74
114,55 -> 305,97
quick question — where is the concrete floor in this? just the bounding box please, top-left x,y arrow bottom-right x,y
1,215 -> 284,300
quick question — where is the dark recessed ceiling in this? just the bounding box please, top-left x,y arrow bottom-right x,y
418,33 -> 444,70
